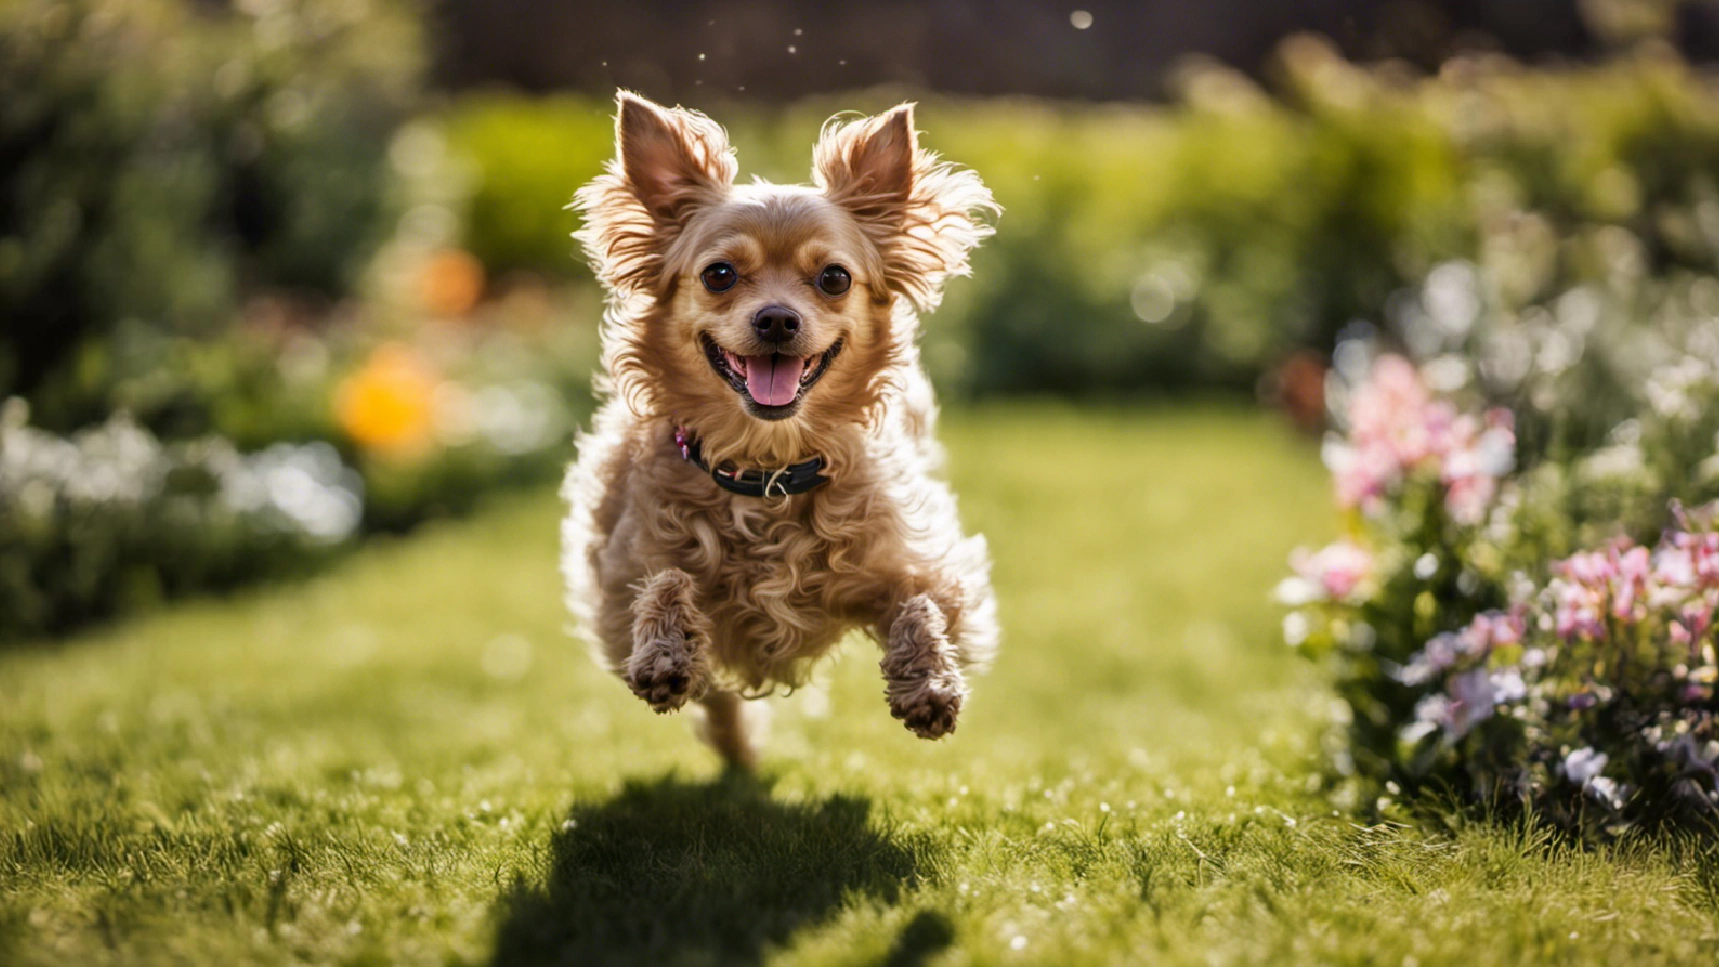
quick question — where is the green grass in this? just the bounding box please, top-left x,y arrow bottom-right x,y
4,406 -> 1718,966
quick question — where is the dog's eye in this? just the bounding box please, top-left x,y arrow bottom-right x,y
816,264 -> 851,296
701,262 -> 738,292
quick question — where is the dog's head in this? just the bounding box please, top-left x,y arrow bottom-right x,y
576,92 -> 994,455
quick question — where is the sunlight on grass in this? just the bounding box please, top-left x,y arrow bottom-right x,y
3,407 -> 1716,966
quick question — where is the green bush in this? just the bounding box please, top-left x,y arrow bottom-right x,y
0,0 -> 424,431
442,95 -> 614,277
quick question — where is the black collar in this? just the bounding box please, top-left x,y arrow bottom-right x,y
674,426 -> 830,498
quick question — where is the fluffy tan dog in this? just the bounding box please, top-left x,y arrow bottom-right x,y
561,92 -> 999,768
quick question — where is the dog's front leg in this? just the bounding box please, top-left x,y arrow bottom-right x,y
626,568 -> 713,714
881,594 -> 967,739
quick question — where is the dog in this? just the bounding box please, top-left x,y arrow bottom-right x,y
561,91 -> 999,768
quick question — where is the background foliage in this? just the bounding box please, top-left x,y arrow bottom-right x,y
7,0 -> 1719,666
444,41 -> 1719,399
0,0 -> 423,428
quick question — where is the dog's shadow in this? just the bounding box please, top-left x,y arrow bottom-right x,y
489,773 -> 948,967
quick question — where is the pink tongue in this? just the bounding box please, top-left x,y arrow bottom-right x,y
743,354 -> 801,407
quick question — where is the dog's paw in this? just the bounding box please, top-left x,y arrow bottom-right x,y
626,629 -> 710,714
887,670 -> 965,739
627,568 -> 713,714
883,594 -> 967,739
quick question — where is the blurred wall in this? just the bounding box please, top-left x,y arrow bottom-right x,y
430,0 -> 1719,101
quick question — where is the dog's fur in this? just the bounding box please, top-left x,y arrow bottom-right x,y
561,92 -> 999,768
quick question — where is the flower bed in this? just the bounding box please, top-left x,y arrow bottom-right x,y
1283,339 -> 1719,839
0,404 -> 358,639
0,286 -> 595,643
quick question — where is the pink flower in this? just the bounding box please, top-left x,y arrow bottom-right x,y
1547,540 -> 1666,640
1399,610 -> 1526,686
1552,583 -> 1606,641
1659,530 -> 1719,592
1653,544 -> 1697,596
1671,598 -> 1715,652
1550,547 -> 1621,641
1326,439 -> 1397,512
1348,355 -> 1430,447
1439,409 -> 1515,525
1700,535 -> 1719,587
1561,548 -> 1614,585
1287,540 -> 1374,603
1610,546 -> 1653,623
1443,474 -> 1495,526
1330,355 -> 1514,522
1464,611 -> 1525,652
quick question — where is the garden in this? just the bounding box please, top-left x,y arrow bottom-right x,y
5,0 -> 1719,963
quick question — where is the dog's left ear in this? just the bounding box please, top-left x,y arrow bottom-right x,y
813,104 -> 997,313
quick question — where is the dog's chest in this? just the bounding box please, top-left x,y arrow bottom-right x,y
672,493 -> 885,624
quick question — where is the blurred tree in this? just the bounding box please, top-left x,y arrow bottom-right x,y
0,0 -> 424,432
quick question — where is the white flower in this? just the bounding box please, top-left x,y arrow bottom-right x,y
1273,577 -> 1320,607
1474,424 -> 1516,477
1489,668 -> 1527,704
1321,435 -> 1356,475
1281,611 -> 1311,647
1563,747 -> 1608,786
1413,694 -> 1450,727
1424,261 -> 1481,340
1422,354 -> 1471,393
1578,442 -> 1644,482
1588,776 -> 1623,809
1644,356 -> 1713,421
1400,720 -> 1439,744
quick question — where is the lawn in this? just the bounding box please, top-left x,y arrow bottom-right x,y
3,406 -> 1717,966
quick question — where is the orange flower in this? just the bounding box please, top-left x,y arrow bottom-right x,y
335,345 -> 439,455
419,248 -> 486,318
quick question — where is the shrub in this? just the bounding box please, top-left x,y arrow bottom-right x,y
1281,335 -> 1719,840
0,287 -> 597,643
1397,508 -> 1719,839
0,0 -> 424,431
0,400 -> 361,639
441,95 -> 614,278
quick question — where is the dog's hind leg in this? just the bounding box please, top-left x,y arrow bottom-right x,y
626,568 -> 713,714
696,691 -> 765,770
881,594 -> 968,740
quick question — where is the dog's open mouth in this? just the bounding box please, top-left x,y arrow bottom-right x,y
702,334 -> 842,418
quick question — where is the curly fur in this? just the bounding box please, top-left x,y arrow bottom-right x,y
562,92 -> 999,768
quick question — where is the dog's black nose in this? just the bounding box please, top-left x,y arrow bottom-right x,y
751,305 -> 801,343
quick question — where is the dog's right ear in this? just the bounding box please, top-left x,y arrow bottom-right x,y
574,92 -> 736,295
814,104 -> 996,314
